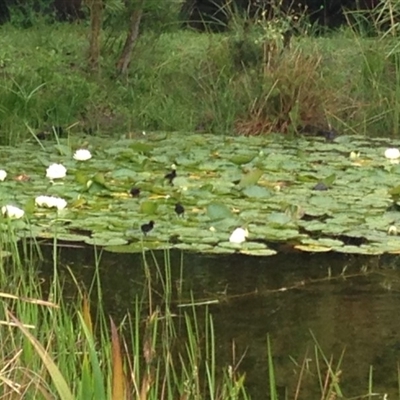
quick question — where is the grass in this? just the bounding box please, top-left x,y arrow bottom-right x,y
1,6 -> 400,143
0,235 -> 251,399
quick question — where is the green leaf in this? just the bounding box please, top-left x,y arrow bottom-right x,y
93,172 -> 106,185
9,311 -> 74,400
75,171 -> 89,185
129,143 -> 154,154
242,185 -> 272,198
206,203 -> 232,220
322,173 -> 336,186
54,144 -> 71,156
389,185 -> 400,196
238,169 -> 263,188
229,154 -> 255,165
140,201 -> 158,215
267,212 -> 292,226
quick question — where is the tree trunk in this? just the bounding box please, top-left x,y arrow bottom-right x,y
88,0 -> 103,71
116,0 -> 145,75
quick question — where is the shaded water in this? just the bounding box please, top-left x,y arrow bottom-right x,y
39,247 -> 400,398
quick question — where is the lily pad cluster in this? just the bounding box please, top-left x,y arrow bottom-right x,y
1,133 -> 400,256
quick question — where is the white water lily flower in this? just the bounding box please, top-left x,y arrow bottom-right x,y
46,163 -> 67,180
73,149 -> 92,161
35,195 -> 67,210
0,170 -> 7,181
388,225 -> 398,235
385,148 -> 400,163
2,205 -> 24,219
229,227 -> 249,244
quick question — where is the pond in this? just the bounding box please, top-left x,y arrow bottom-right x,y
39,245 -> 400,398
3,132 -> 400,397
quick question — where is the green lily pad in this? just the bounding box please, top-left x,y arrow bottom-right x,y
229,154 -> 256,165
238,169 -> 263,188
140,201 -> 158,215
4,133 -> 400,257
242,185 -> 272,198
206,203 -> 232,220
240,248 -> 277,256
129,143 -> 154,154
294,244 -> 332,252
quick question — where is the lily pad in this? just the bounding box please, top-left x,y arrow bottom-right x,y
3,133 -> 400,257
140,201 -> 158,215
239,248 -> 277,256
242,185 -> 272,198
294,244 -> 332,252
238,169 -> 263,188
206,203 -> 232,220
229,154 -> 256,165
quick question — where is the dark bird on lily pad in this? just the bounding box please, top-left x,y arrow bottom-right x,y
141,221 -> 155,236
130,187 -> 140,197
175,203 -> 185,217
313,182 -> 329,191
165,169 -> 177,185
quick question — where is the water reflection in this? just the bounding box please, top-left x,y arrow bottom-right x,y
39,246 -> 400,398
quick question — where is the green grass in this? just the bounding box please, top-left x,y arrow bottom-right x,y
1,15 -> 400,144
0,237 -> 250,399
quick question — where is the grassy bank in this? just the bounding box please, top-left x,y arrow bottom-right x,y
0,20 -> 400,144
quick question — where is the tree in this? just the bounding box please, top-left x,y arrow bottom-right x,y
116,0 -> 145,75
87,0 -> 103,71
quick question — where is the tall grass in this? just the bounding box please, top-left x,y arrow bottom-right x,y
0,239 -> 249,399
1,4 -> 400,142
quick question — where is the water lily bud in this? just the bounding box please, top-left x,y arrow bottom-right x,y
209,226 -> 216,232
2,205 -> 24,219
385,148 -> 400,161
0,170 -> 7,181
349,151 -> 360,159
46,163 -> 67,180
229,227 -> 249,244
73,149 -> 92,161
274,185 -> 281,192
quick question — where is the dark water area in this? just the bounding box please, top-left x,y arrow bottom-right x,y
38,246 -> 400,398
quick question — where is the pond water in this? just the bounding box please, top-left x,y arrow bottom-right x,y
39,246 -> 400,398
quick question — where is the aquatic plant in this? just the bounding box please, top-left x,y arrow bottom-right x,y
46,163 -> 67,180
2,134 -> 400,255
0,169 -> 7,181
1,204 -> 25,219
229,227 -> 248,244
35,195 -> 67,210
73,149 -> 92,161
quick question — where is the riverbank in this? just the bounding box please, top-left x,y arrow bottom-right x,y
0,21 -> 399,144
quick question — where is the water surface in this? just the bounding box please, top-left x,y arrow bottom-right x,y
39,247 -> 400,398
